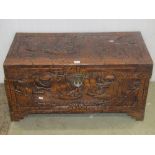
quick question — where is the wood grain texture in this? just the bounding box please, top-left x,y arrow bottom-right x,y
3,32 -> 153,121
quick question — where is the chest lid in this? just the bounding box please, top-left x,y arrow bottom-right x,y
4,32 -> 153,66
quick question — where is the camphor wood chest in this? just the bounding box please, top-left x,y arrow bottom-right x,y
4,32 -> 153,121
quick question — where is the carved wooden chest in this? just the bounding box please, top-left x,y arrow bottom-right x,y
4,32 -> 153,121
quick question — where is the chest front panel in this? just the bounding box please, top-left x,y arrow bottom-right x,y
6,66 -> 148,113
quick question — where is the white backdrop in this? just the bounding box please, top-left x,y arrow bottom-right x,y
0,19 -> 154,83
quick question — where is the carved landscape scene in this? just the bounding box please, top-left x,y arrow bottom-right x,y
13,68 -> 142,110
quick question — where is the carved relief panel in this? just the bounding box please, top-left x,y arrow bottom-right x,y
12,67 -> 143,111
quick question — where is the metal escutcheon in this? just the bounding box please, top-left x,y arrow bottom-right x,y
73,80 -> 82,88
72,73 -> 85,88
